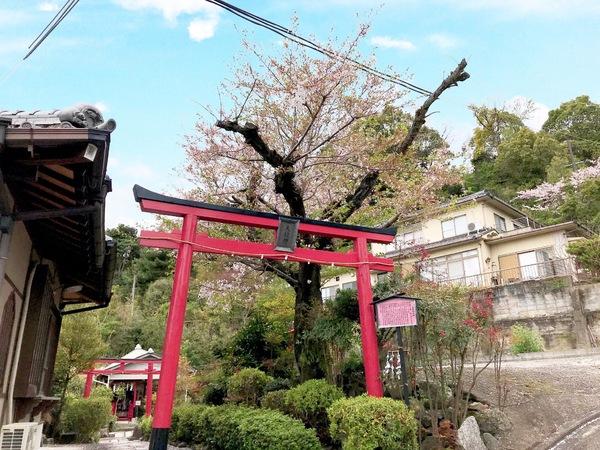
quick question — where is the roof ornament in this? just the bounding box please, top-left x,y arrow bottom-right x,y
134,343 -> 142,350
0,104 -> 116,131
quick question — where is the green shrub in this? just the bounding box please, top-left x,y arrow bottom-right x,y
510,324 -> 544,354
327,395 -> 419,450
202,405 -> 321,450
261,389 -> 288,413
203,381 -> 228,405
138,415 -> 152,441
90,385 -> 114,401
265,377 -> 291,392
60,397 -> 112,443
567,236 -> 600,275
170,404 -> 321,449
170,404 -> 210,443
285,379 -> 344,443
227,368 -> 273,406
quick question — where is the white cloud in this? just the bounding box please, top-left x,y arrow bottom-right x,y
371,36 -> 416,51
188,15 -> 219,42
428,33 -> 459,49
114,0 -> 221,42
505,96 -> 550,131
439,0 -> 600,16
38,2 -> 60,12
114,0 -> 220,22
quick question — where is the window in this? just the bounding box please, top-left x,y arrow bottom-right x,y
342,281 -> 357,291
321,286 -> 339,301
441,215 -> 468,239
421,249 -> 481,285
494,214 -> 507,232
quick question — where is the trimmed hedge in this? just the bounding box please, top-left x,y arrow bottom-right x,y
170,404 -> 210,443
171,404 -> 321,450
327,395 -> 419,450
261,389 -> 288,413
285,379 -> 344,443
227,368 -> 273,406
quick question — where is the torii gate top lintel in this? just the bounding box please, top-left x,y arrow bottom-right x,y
133,184 -> 396,244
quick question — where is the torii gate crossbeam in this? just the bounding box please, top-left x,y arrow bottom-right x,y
133,185 -> 396,450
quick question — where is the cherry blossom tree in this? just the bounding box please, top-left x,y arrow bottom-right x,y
516,157 -> 600,210
183,26 -> 469,378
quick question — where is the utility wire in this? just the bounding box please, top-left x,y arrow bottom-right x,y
23,0 -> 81,60
206,0 -> 433,96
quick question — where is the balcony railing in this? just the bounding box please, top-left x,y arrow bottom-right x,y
428,257 -> 577,288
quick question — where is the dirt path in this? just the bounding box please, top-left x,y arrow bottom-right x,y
470,353 -> 600,449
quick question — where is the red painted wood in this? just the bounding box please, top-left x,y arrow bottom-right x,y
355,237 -> 383,397
139,198 -> 395,244
146,363 -> 153,417
151,214 -> 197,429
83,372 -> 93,398
140,231 -> 394,272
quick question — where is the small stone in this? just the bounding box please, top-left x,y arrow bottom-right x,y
469,401 -> 490,412
457,416 -> 487,450
483,432 -> 500,450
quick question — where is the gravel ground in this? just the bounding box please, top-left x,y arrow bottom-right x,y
470,353 -> 600,449
42,431 -> 184,450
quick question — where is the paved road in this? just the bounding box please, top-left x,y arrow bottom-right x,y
548,415 -> 600,450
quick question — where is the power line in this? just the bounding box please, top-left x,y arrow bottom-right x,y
205,0 -> 433,96
23,0 -> 81,60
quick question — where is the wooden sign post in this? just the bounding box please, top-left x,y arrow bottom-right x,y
373,294 -> 419,405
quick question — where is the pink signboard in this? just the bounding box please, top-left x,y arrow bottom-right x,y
375,297 -> 417,328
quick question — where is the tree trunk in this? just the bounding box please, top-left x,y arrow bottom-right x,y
293,262 -> 326,380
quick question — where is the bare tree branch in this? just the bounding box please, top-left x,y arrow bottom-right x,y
320,59 -> 470,224
216,119 -> 307,216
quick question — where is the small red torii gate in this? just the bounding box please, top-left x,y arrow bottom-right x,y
133,185 -> 396,450
83,358 -> 161,419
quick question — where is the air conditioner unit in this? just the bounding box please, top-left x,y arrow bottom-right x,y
0,422 -> 43,450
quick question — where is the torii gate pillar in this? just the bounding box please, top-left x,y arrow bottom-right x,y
133,185 -> 396,450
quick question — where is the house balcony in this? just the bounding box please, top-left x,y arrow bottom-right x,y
428,257 -> 579,288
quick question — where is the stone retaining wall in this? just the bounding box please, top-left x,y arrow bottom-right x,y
488,277 -> 600,349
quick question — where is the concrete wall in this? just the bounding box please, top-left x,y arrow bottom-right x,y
491,278 -> 600,350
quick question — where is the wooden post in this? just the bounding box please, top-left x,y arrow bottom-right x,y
83,372 -> 93,398
146,362 -> 153,417
354,237 -> 383,397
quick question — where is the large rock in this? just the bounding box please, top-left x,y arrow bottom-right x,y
457,416 -> 486,450
473,408 -> 511,435
482,432 -> 500,450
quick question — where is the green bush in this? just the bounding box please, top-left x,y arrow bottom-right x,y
60,397 -> 112,443
567,236 -> 600,275
285,379 -> 344,443
170,404 -> 210,443
203,381 -> 228,405
327,395 -> 419,450
172,404 -> 321,450
261,389 -> 288,413
511,324 -> 544,354
265,377 -> 291,392
138,415 -> 152,440
227,368 -> 273,406
90,385 -> 114,401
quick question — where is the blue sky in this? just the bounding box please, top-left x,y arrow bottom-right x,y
1,0 -> 599,227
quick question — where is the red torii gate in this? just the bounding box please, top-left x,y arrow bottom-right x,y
133,185 -> 396,450
83,358 -> 161,418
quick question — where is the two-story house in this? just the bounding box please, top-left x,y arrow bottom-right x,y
321,191 -> 591,298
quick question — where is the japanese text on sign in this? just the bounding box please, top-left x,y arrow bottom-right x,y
375,298 -> 417,328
